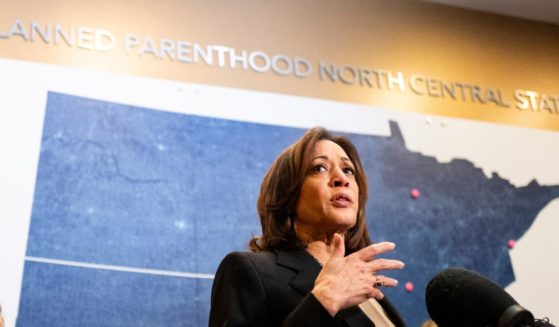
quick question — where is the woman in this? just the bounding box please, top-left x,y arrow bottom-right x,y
209,127 -> 406,326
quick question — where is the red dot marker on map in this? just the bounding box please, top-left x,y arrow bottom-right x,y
405,282 -> 414,292
410,188 -> 420,199
508,239 -> 516,249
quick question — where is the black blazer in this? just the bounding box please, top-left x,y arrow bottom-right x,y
209,248 -> 406,326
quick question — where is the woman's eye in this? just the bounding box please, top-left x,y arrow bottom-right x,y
311,164 -> 327,173
343,167 -> 356,175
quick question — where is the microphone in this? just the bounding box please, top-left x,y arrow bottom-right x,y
425,267 -> 534,327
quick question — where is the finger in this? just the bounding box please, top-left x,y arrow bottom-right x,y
329,233 -> 345,259
374,289 -> 385,300
356,242 -> 396,261
369,287 -> 385,300
362,275 -> 386,300
373,275 -> 399,288
367,258 -> 405,272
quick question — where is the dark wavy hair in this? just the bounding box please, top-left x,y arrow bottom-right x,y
249,127 -> 371,254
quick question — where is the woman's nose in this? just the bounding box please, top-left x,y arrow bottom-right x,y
330,169 -> 350,188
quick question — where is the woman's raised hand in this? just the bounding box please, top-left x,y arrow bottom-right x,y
311,233 -> 405,316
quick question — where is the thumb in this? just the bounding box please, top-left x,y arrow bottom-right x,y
330,233 -> 345,259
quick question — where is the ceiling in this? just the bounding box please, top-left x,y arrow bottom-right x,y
419,0 -> 559,26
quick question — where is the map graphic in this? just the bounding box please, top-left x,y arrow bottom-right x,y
18,92 -> 559,326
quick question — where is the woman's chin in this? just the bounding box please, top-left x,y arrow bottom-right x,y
330,218 -> 357,234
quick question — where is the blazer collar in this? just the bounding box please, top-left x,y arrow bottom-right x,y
274,248 -> 322,296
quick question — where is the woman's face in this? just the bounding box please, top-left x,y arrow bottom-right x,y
295,140 -> 359,239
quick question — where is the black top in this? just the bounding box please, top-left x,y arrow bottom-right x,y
209,248 -> 406,326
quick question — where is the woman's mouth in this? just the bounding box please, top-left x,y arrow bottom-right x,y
330,193 -> 353,207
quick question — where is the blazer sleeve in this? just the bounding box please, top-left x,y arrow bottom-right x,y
209,252 -> 269,326
209,252 -> 339,327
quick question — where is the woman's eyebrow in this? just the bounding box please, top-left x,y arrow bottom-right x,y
312,155 -> 352,163
312,155 -> 329,161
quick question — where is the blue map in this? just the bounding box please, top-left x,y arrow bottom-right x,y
18,92 -> 559,326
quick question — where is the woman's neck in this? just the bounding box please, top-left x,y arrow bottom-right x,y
295,222 -> 346,266
305,240 -> 335,266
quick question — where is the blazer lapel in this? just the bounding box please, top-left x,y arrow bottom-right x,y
274,248 -> 322,296
379,297 -> 407,327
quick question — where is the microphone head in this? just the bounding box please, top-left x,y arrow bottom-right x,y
425,267 -> 533,327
